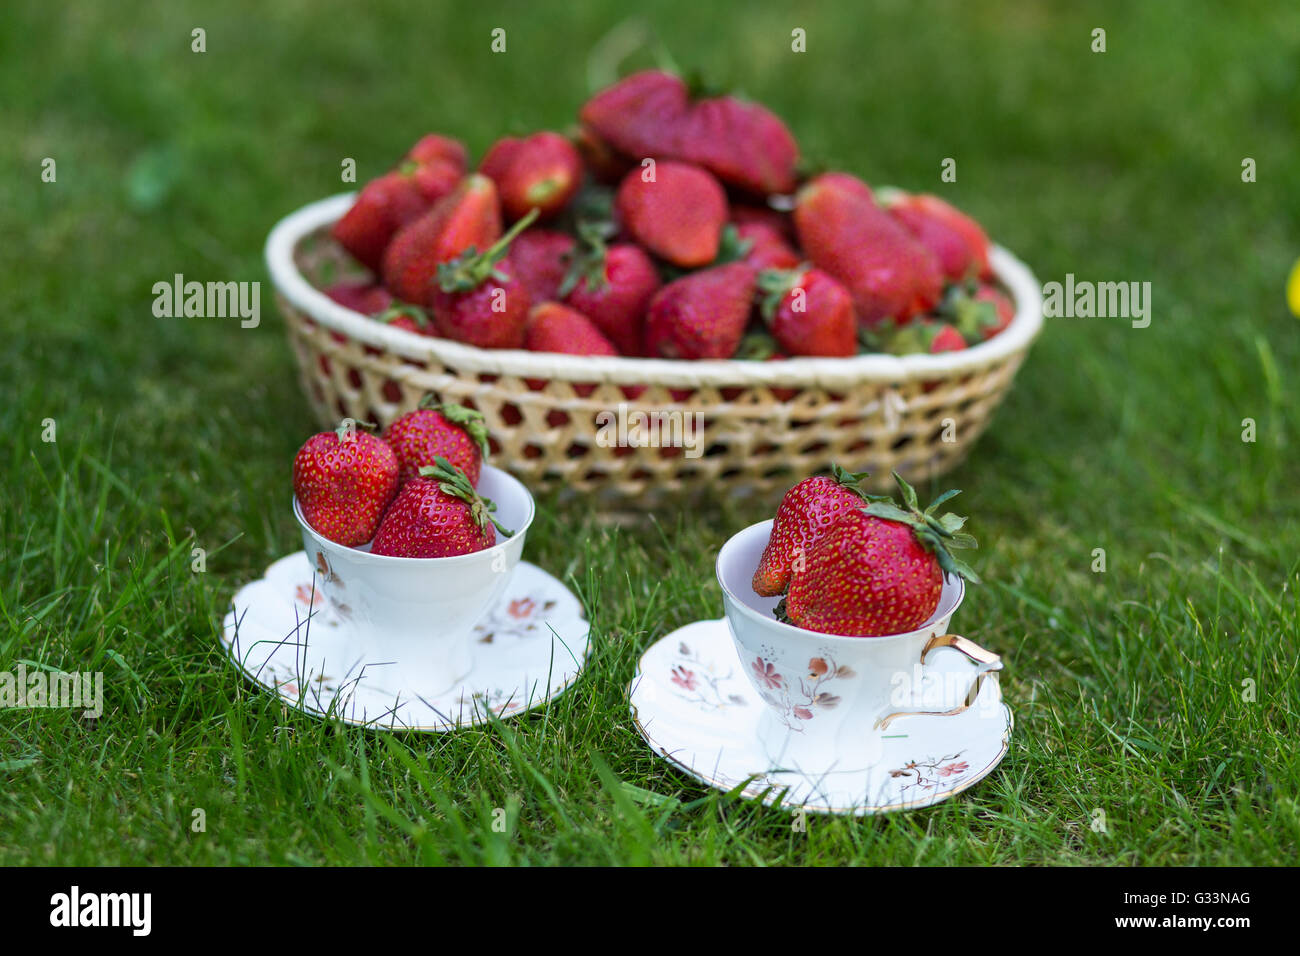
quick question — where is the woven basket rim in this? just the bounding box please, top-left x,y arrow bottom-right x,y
265,192 -> 1043,387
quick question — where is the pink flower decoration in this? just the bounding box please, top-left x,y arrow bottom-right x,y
793,706 -> 814,720
807,657 -> 829,677
670,666 -> 698,691
508,597 -> 537,619
751,658 -> 784,690
294,584 -> 322,607
939,761 -> 970,777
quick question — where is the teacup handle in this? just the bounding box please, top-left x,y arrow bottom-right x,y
873,634 -> 1003,730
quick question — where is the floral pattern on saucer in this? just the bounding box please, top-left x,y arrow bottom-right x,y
630,619 -> 1011,815
222,553 -> 589,732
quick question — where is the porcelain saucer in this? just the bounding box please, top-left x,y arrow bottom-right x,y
629,619 -> 1012,815
222,551 -> 589,731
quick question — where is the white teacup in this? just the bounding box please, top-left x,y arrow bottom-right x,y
717,520 -> 1003,773
293,464 -> 534,697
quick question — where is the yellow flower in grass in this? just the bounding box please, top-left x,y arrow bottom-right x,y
1289,256 -> 1300,318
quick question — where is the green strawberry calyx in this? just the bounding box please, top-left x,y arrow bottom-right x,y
435,207 -> 540,294
557,219 -> 616,298
333,418 -> 379,442
712,224 -> 755,267
756,266 -> 810,323
937,281 -> 1000,339
860,471 -> 980,584
416,397 -> 491,459
418,457 -> 513,537
828,462 -> 872,499
376,302 -> 429,328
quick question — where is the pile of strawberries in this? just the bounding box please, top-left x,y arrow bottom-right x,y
292,401 -> 510,557
323,69 -> 1013,362
753,467 -> 979,636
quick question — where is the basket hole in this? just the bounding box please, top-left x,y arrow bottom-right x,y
547,410 -> 571,428
381,379 -> 402,403
501,403 -> 523,426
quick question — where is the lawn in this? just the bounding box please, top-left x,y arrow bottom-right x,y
1,0 -> 1297,865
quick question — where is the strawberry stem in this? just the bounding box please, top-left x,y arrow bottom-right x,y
436,207 -> 540,293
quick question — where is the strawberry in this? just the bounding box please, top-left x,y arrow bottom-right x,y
324,281 -> 394,316
573,124 -> 635,184
331,171 -> 430,274
752,464 -> 872,596
579,70 -> 799,196
735,222 -> 800,270
406,134 -> 468,169
382,174 -> 502,306
370,458 -> 511,558
429,208 -> 538,348
383,400 -> 490,485
615,161 -> 727,268
508,228 -> 576,303
578,70 -> 691,159
955,284 -> 1014,341
375,301 -> 436,336
560,232 -> 661,356
293,422 -> 400,547
887,320 -> 968,356
525,301 -> 618,356
480,131 -> 583,222
644,262 -> 756,359
758,267 -> 857,357
885,193 -> 992,281
678,93 -> 800,196
730,203 -> 793,240
794,173 -> 942,328
782,472 -> 979,636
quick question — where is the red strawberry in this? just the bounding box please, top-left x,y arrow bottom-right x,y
293,422 -> 400,547
375,302 -> 436,336
737,222 -> 801,271
573,124 -> 635,184
370,458 -> 510,558
406,134 -> 468,169
886,193 -> 991,281
578,70 -> 691,159
579,70 -> 799,196
331,171 -> 430,273
509,228 -> 576,303
960,284 -> 1014,341
382,174 -> 502,306
525,302 -> 618,356
782,472 -> 979,636
429,209 -> 538,348
383,400 -> 489,485
758,267 -> 857,357
730,203 -> 793,240
887,320 -> 967,356
678,94 -> 800,196
560,237 -> 661,356
615,161 -> 727,268
480,131 -> 583,221
752,465 -> 872,596
645,263 -> 756,360
324,281 -> 394,315
794,173 -> 942,328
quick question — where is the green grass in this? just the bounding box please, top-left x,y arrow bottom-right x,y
2,0 -> 1298,865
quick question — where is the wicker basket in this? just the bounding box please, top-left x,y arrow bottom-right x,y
266,194 -> 1043,506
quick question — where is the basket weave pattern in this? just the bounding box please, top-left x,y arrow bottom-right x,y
270,196 -> 1042,505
